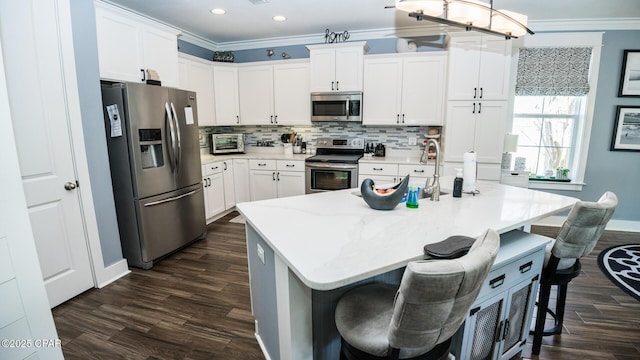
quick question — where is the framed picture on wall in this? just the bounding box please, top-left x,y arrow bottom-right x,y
618,50 -> 640,97
610,106 -> 640,151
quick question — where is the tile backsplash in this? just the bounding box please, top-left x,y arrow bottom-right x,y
199,123 -> 442,153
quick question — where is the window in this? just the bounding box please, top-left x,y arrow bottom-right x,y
508,33 -> 603,191
512,95 -> 585,176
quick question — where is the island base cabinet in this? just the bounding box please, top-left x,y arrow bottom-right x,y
451,232 -> 544,360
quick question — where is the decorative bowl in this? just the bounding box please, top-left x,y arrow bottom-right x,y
360,175 -> 410,210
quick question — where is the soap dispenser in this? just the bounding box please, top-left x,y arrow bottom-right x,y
453,168 -> 463,198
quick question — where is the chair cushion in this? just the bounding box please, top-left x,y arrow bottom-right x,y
544,239 -> 577,270
335,283 -> 398,357
423,235 -> 476,259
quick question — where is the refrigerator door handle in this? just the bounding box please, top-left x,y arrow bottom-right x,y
165,102 -> 177,172
170,102 -> 182,174
143,188 -> 202,207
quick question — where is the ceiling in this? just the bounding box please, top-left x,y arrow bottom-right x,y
102,0 -> 640,48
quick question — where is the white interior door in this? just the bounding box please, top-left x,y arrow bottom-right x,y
0,0 -> 94,307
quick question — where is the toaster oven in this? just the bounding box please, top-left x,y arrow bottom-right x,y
209,133 -> 244,154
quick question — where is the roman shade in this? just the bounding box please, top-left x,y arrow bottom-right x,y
516,47 -> 593,96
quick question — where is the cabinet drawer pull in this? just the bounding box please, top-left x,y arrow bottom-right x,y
413,169 -> 425,173
373,167 -> 383,171
519,261 -> 533,273
489,274 -> 505,288
258,163 -> 267,167
212,166 -> 219,170
285,164 -> 295,167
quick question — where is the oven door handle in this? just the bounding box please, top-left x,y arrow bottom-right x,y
305,162 -> 358,170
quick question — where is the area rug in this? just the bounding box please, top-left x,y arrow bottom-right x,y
597,244 -> 640,301
229,215 -> 246,224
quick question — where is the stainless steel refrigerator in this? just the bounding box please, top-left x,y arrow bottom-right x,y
101,82 -> 206,269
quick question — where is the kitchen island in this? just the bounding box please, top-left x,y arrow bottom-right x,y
236,178 -> 578,360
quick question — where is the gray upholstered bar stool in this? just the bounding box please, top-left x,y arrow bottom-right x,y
530,191 -> 618,355
334,229 -> 500,360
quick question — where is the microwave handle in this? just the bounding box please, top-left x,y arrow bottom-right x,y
345,97 -> 350,120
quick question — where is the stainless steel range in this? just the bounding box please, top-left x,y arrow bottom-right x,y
305,137 -> 364,194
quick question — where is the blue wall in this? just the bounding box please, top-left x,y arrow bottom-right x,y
544,30 -> 640,221
70,0 -> 124,265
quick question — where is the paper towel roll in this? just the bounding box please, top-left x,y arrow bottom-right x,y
463,152 -> 477,192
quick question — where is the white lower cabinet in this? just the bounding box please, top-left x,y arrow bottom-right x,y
202,162 -> 225,220
249,159 -> 305,201
233,159 -> 251,204
222,160 -> 235,210
451,231 -> 546,360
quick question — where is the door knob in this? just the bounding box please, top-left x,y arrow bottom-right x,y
64,181 -> 77,191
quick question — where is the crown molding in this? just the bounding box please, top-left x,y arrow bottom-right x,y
178,32 -> 218,51
529,18 -> 640,32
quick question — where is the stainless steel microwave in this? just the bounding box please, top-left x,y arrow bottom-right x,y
310,92 -> 362,122
209,133 -> 244,154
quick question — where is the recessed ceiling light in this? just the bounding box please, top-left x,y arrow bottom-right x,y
272,15 -> 287,22
210,8 -> 227,15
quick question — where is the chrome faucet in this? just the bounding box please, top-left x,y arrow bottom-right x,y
421,139 -> 441,201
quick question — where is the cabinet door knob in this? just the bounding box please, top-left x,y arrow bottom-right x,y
236,115 -> 240,124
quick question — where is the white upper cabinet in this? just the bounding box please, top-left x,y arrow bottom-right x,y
95,2 -> 179,87
178,54 -> 215,126
273,62 -> 310,125
443,101 -> 507,164
238,60 -> 310,126
239,64 -> 274,125
213,64 -> 240,125
363,53 -> 447,126
307,42 -> 368,92
446,35 -> 512,101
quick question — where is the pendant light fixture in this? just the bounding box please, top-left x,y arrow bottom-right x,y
393,0 -> 533,39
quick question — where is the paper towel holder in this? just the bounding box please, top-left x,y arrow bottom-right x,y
501,134 -> 519,171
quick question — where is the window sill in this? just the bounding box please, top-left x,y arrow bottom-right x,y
528,180 -> 585,191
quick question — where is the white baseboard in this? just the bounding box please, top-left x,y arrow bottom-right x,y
255,332 -> 272,360
96,259 -> 130,288
533,216 -> 640,233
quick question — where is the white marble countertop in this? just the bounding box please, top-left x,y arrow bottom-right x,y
236,177 -> 578,291
200,150 -> 311,164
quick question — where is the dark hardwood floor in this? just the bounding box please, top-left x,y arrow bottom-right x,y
53,213 -> 640,359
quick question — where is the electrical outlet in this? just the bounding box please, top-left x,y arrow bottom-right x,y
409,137 -> 417,146
257,243 -> 265,264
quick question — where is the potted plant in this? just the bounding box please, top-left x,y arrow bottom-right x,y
555,167 -> 570,180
